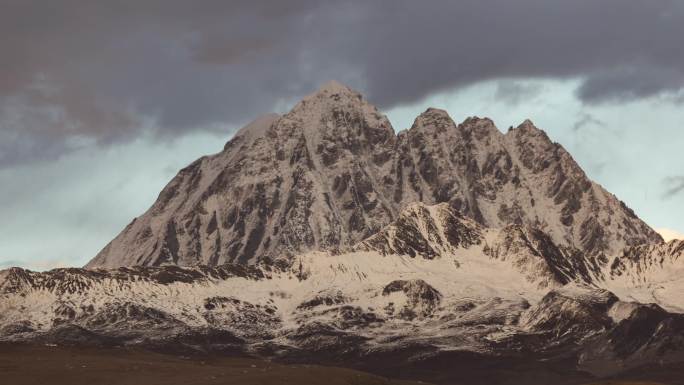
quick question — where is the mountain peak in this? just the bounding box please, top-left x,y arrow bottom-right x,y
457,116 -> 500,137
519,118 -> 536,127
318,80 -> 354,93
420,107 -> 451,117
505,118 -> 556,150
509,118 -> 544,135
410,108 -> 456,134
415,108 -> 454,124
232,113 -> 280,142
88,83 -> 662,269
302,80 -> 362,102
289,81 -> 377,122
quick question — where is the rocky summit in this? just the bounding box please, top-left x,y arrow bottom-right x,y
87,81 -> 660,269
2,82 -> 681,385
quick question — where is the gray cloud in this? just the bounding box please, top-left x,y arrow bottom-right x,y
577,66 -> 684,102
494,81 -> 543,106
1,0 -> 684,166
663,176 -> 684,199
573,113 -> 605,132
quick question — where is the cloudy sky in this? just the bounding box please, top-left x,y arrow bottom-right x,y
1,1 -> 683,270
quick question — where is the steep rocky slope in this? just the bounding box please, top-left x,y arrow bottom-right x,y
87,81 -> 660,269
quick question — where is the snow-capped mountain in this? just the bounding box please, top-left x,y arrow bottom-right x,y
87,81 -> 660,269
1,202 -> 682,382
2,82 -> 680,384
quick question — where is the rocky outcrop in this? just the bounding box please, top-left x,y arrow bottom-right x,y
356,203 -> 601,290
382,279 -> 442,319
520,286 -> 619,338
354,203 -> 483,259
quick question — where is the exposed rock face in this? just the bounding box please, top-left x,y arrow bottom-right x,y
382,279 -> 442,319
605,239 -> 684,284
354,202 -> 483,259
354,202 -> 603,290
486,225 -> 606,288
520,286 -> 619,337
599,240 -> 684,313
87,82 -> 660,269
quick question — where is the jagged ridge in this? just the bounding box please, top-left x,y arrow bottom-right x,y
87,82 -> 661,269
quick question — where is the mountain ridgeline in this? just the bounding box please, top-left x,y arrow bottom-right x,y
87,81 -> 660,269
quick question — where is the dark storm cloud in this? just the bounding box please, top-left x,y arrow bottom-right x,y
1,0 -> 684,166
577,66 -> 684,102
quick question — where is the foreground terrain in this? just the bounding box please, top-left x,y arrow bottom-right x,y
0,344 -> 423,385
0,344 -> 680,385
